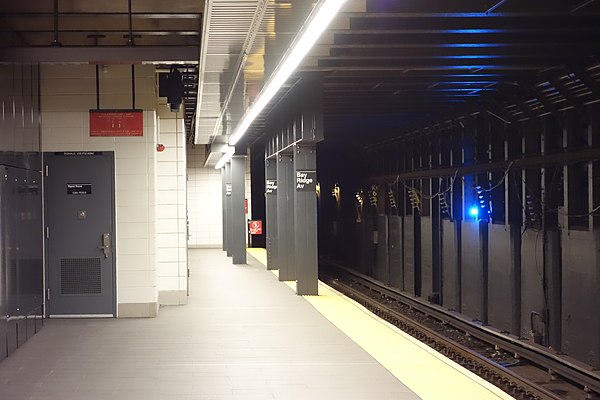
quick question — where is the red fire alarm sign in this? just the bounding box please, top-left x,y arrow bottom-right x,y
248,220 -> 262,235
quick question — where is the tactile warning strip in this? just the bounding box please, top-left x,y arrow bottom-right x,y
246,247 -> 514,400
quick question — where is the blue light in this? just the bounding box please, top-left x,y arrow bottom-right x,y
447,29 -> 504,34
469,207 -> 479,217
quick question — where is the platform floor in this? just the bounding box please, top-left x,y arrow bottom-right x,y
0,249 -> 419,400
248,248 -> 514,400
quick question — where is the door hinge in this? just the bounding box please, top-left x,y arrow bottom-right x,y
46,226 -> 49,239
46,288 -> 50,300
45,165 -> 48,177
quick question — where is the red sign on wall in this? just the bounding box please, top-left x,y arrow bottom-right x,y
248,220 -> 262,235
89,110 -> 144,137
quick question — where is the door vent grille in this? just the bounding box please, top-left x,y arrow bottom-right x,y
60,258 -> 102,295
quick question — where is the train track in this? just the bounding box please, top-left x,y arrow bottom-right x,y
320,261 -> 600,400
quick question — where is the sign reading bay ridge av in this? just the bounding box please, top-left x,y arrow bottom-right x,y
296,171 -> 316,191
266,180 -> 277,194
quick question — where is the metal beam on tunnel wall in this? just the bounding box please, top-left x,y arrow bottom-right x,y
294,144 -> 318,295
224,162 -> 232,256
265,159 -> 278,270
264,74 -> 323,294
276,153 -> 295,281
221,167 -> 227,252
231,156 -> 247,265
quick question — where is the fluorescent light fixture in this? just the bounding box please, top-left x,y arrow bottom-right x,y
227,0 -> 348,147
214,146 -> 235,170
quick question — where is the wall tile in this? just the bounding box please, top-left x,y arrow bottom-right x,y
118,286 -> 157,304
115,157 -> 148,175
158,276 -> 180,291
41,95 -> 96,112
116,175 -> 149,192
158,232 -> 180,248
43,78 -> 96,96
118,238 -> 150,255
157,162 -> 178,176
118,270 -> 156,287
156,219 -> 179,233
118,222 -> 150,239
116,254 -> 151,271
115,143 -> 149,159
42,64 -> 95,79
156,114 -> 187,297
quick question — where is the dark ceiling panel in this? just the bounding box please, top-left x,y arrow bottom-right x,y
274,0 -> 600,147
0,0 -> 202,140
2,0 -> 600,149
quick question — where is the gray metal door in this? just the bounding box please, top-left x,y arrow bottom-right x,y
44,152 -> 116,316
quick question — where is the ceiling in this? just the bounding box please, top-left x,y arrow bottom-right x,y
2,0 -> 600,159
194,0 -> 322,147
0,0 -> 203,140
237,0 -> 600,150
0,0 -> 203,47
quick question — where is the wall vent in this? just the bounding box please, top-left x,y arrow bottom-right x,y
60,258 -> 102,295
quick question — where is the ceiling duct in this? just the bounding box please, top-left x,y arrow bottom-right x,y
203,142 -> 232,168
194,0 -> 273,145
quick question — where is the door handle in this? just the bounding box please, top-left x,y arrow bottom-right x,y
98,233 -> 111,258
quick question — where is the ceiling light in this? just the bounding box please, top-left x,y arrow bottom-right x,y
214,0 -> 347,169
228,0 -> 347,147
215,146 -> 236,170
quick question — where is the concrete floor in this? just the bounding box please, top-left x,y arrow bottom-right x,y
0,249 -> 418,400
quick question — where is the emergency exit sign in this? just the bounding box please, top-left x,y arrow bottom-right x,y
89,110 -> 144,136
249,220 -> 262,235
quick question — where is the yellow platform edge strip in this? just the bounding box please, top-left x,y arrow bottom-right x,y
246,248 -> 514,400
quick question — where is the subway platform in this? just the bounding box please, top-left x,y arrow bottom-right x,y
0,249 -> 512,399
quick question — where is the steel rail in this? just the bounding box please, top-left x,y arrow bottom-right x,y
323,261 -> 600,396
326,276 -> 560,400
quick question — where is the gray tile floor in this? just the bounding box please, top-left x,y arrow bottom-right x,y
0,249 -> 419,400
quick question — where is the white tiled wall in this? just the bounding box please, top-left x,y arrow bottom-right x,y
156,107 -> 187,305
40,64 -> 159,317
186,147 -> 253,249
186,145 -> 223,247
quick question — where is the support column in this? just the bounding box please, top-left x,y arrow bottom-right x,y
224,162 -> 232,255
294,144 -> 318,295
231,155 -> 247,264
265,158 -> 278,270
276,153 -> 295,281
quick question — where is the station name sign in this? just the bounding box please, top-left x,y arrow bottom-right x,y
266,180 -> 277,194
296,171 -> 316,191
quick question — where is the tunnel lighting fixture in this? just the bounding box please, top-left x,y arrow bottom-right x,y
227,0 -> 347,148
214,0 -> 346,169
214,146 -> 236,170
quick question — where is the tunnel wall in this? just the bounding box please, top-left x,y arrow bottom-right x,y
319,106 -> 600,369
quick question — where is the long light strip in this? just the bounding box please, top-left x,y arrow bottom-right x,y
214,0 -> 347,168
215,146 -> 236,170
